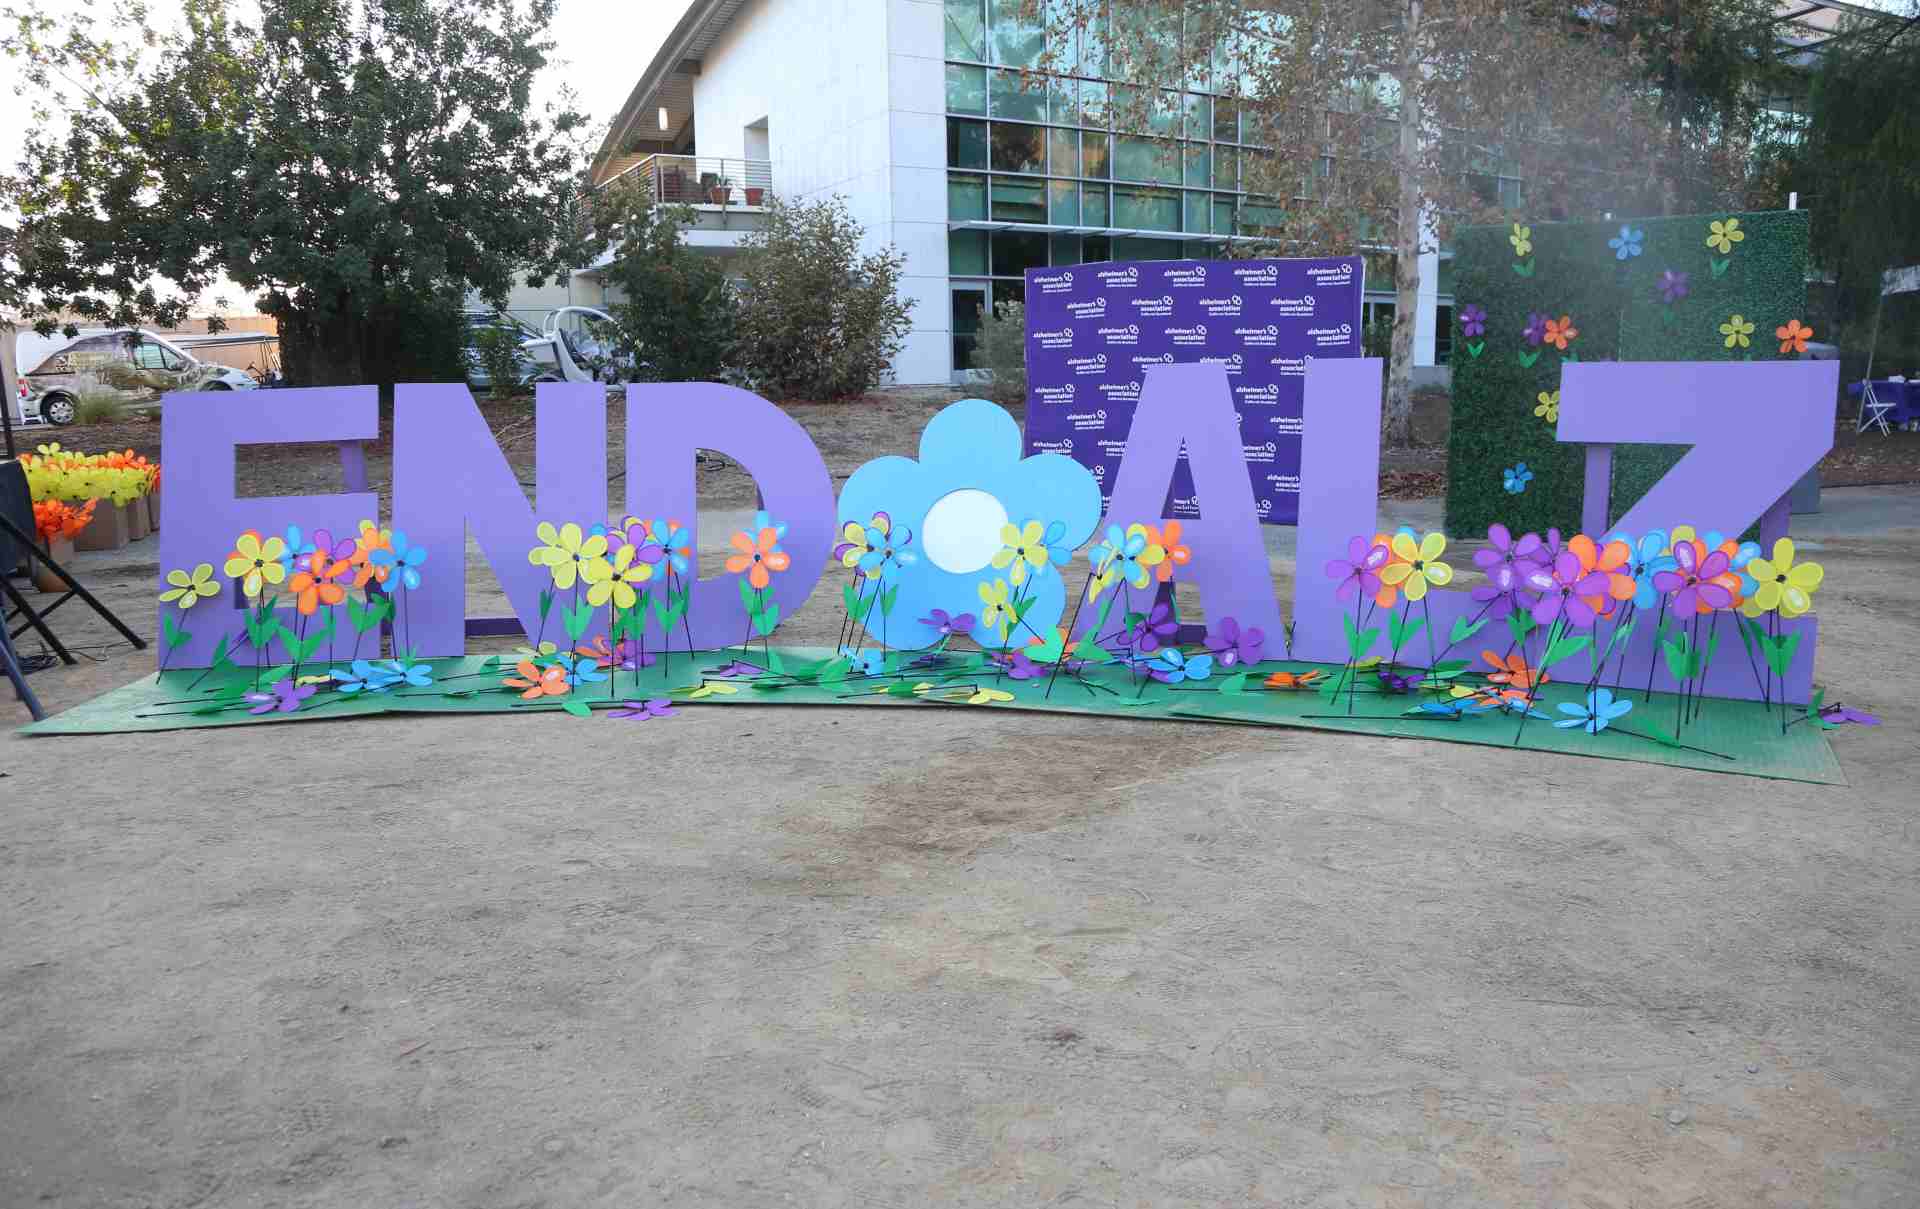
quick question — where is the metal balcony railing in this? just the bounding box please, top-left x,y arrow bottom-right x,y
604,155 -> 774,208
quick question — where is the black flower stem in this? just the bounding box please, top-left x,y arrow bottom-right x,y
1643,596 -> 1668,704
1045,570 -> 1095,701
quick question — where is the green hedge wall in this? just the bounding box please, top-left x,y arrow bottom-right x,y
1445,209 -> 1810,537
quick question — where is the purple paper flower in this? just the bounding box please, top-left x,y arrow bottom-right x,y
245,679 -> 316,715
1656,270 -> 1689,304
1525,550 -> 1610,629
1653,541 -> 1732,615
919,607 -> 977,637
1128,601 -> 1179,652
1522,311 -> 1549,347
1203,616 -> 1265,667
600,639 -> 658,672
608,698 -> 677,720
1459,304 -> 1486,338
1326,535 -> 1390,602
1003,650 -> 1047,680
1469,582 -> 1530,619
1377,669 -> 1420,694
1472,523 -> 1547,578
304,528 -> 355,572
705,660 -> 764,678
1819,704 -> 1879,727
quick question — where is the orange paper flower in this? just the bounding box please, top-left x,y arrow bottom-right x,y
288,551 -> 351,615
1145,520 -> 1193,582
1482,649 -> 1548,692
725,526 -> 791,590
504,660 -> 571,699
1264,669 -> 1325,690
1776,318 -> 1812,355
1543,315 -> 1577,351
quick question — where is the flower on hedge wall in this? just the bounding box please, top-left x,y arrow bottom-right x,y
1503,463 -> 1533,494
1459,304 -> 1486,338
835,398 -> 1102,651
1656,270 -> 1690,304
1706,217 -> 1745,254
1534,390 -> 1560,423
1543,314 -> 1577,350
1776,319 -> 1812,355
1607,225 -> 1644,260
1509,223 -> 1533,257
1719,314 -> 1755,350
1522,311 -> 1548,346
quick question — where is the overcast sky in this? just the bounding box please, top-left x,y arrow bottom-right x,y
0,0 -> 696,314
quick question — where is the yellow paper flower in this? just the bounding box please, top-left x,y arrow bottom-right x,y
837,520 -> 874,568
978,577 -> 1013,638
1719,314 -> 1755,349
224,531 -> 288,598
991,520 -> 1050,586
1533,390 -> 1560,423
527,521 -> 607,590
582,543 -> 649,610
1509,223 -> 1532,257
1087,567 -> 1117,601
965,687 -> 1015,705
1379,531 -> 1453,602
1744,538 -> 1823,618
1706,217 -> 1745,254
686,681 -> 741,699
160,563 -> 220,609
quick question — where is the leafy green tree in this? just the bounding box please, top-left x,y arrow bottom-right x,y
582,180 -> 737,383
974,299 -> 1027,406
1,0 -> 591,386
732,197 -> 914,401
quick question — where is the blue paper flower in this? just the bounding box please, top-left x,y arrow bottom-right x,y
1555,687 -> 1634,733
557,654 -> 606,686
838,646 -> 886,677
1609,529 -> 1676,610
330,659 -> 404,694
1607,225 -> 1644,261
1699,529 -> 1763,595
836,399 -> 1101,650
751,509 -> 788,543
1503,462 -> 1533,494
279,525 -> 316,574
372,530 -> 428,592
858,522 -> 918,580
1148,648 -> 1213,683
372,659 -> 435,688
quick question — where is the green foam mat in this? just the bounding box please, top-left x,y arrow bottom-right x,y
18,646 -> 1845,785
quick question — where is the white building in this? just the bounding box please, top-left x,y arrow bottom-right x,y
574,0 -> 1444,387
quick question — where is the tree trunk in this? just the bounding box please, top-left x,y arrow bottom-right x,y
272,301 -> 369,387
1383,0 -> 1423,448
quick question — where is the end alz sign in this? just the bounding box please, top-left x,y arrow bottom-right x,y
156,358 -> 1835,700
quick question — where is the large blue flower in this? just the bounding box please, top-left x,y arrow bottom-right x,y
1609,529 -> 1675,610
836,398 -> 1102,650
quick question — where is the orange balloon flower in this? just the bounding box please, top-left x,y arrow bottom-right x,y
1482,649 -> 1548,692
1264,669 -> 1325,690
504,660 -> 570,699
725,526 -> 791,589
288,550 -> 351,615
1147,520 -> 1193,582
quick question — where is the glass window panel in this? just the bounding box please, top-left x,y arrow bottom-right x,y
1184,92 -> 1210,140
1050,232 -> 1082,265
989,0 -> 1044,68
1184,144 -> 1210,188
990,122 -> 1046,173
1183,190 -> 1210,233
949,228 -> 989,275
947,118 -> 988,169
989,177 -> 1046,222
992,279 -> 1024,309
944,0 -> 986,59
1049,128 -> 1078,176
1435,256 -> 1454,297
1079,79 -> 1108,128
948,172 -> 987,220
1212,195 -> 1236,235
1149,90 -> 1179,136
946,64 -> 987,115
1115,235 -> 1176,261
1111,83 -> 1144,133
1082,234 -> 1111,263
1082,183 -> 1110,226
1114,185 -> 1179,231
1081,131 -> 1110,179
1049,76 -> 1080,125
1049,179 -> 1080,224
1214,98 -> 1239,142
990,68 -> 1047,122
1241,201 -> 1285,229
1114,136 -> 1178,185
1213,145 -> 1238,190
992,229 -> 1049,277
1182,239 -> 1214,259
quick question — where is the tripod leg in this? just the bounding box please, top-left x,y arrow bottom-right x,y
0,621 -> 47,720
2,577 -> 77,665
0,513 -> 147,650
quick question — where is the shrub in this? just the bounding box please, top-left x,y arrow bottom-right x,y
733,197 -> 914,400
585,180 -> 737,382
975,300 -> 1027,406
473,327 -> 524,395
74,391 -> 125,425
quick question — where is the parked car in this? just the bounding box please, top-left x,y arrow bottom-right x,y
16,328 -> 258,425
521,306 -> 632,386
462,310 -> 541,391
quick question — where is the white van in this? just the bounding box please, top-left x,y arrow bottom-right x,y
15,328 -> 258,425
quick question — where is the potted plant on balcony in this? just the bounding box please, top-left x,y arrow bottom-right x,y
743,183 -> 765,206
707,175 -> 733,205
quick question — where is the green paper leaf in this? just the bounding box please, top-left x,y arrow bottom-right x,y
209,634 -> 234,674
1734,612 -> 1760,658
1387,613 -> 1425,650
1465,340 -> 1483,358
1640,720 -> 1682,749
1218,672 -> 1248,695
842,582 -> 872,621
1709,256 -> 1729,278
1342,613 -> 1380,660
161,612 -> 189,649
561,700 -> 591,718
561,600 -> 594,642
1602,617 -> 1637,659
751,679 -> 788,692
1513,260 -> 1535,277
752,603 -> 782,636
1506,609 -> 1535,648
1562,351 -> 1579,363
653,593 -> 686,631
1077,640 -> 1114,666
817,656 -> 852,684
1012,595 -> 1035,621
538,587 -> 555,621
1448,616 -> 1490,646
1092,592 -> 1116,633
1542,631 -> 1591,670
765,647 -> 786,675
1517,348 -> 1541,368
884,681 -> 921,697
479,655 -> 501,671
1026,630 -> 1065,665
1428,659 -> 1469,678
1662,633 -> 1696,682
1760,630 -> 1802,679
881,585 -> 899,617
737,577 -> 757,613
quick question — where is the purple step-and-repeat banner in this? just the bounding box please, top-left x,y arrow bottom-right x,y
1022,256 -> 1364,525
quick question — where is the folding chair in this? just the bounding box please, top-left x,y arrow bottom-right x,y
0,460 -> 148,673
0,475 -> 46,719
1856,380 -> 1894,435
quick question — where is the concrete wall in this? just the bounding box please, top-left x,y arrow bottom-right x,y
694,0 -> 950,385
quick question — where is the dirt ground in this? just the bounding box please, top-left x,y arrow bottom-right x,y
2,393 -> 1917,1208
